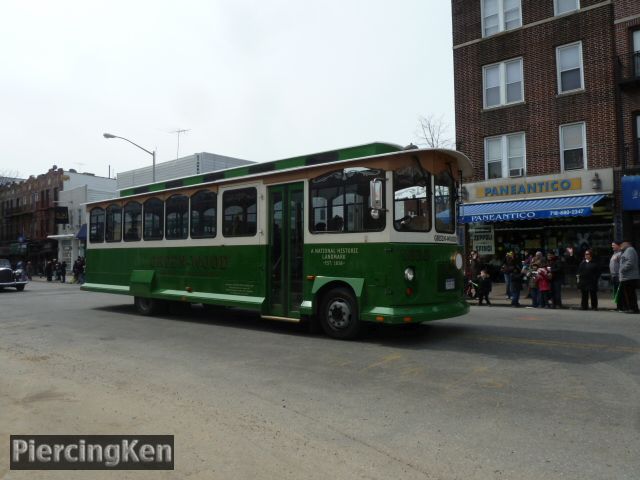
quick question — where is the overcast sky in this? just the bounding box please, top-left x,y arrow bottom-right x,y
1,0 -> 454,180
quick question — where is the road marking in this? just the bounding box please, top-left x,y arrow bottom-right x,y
466,335 -> 640,353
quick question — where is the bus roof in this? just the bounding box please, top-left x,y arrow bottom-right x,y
87,142 -> 472,206
118,142 -> 403,197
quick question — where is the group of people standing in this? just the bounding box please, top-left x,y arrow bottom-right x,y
466,241 -> 640,313
41,256 -> 85,284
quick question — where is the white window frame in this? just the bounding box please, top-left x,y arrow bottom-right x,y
483,57 -> 524,109
556,41 -> 584,94
554,0 -> 580,16
484,132 -> 527,180
481,0 -> 522,38
560,122 -> 587,171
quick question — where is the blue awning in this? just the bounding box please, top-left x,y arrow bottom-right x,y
76,223 -> 87,240
460,194 -> 606,224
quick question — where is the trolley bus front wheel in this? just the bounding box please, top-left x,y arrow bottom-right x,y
319,287 -> 362,340
134,296 -> 166,316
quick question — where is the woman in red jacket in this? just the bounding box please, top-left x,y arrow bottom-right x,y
535,265 -> 552,308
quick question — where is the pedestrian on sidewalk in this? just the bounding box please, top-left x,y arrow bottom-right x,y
501,252 -> 516,299
526,263 -> 540,307
510,263 -> 524,307
619,240 -> 640,314
536,265 -> 552,308
477,269 -> 492,306
577,249 -> 599,310
547,253 -> 564,308
610,241 -> 626,312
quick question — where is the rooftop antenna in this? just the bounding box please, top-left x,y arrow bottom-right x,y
171,128 -> 191,159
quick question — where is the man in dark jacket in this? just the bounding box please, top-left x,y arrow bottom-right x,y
577,250 -> 600,310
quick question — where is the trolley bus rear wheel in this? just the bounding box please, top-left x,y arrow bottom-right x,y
134,296 -> 166,316
319,287 -> 362,340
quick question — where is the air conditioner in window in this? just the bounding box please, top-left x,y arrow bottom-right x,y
509,168 -> 524,177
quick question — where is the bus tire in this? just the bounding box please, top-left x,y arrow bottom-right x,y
134,296 -> 165,316
319,287 -> 362,340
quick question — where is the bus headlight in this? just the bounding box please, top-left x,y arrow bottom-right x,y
454,253 -> 463,270
404,267 -> 415,282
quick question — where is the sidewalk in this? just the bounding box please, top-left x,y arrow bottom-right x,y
480,284 -> 618,311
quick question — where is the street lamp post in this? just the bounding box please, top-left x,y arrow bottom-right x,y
103,133 -> 157,183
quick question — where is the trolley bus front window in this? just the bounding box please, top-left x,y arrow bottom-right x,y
393,166 -> 431,231
434,171 -> 455,233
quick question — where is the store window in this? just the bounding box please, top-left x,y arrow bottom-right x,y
560,122 -> 586,171
556,42 -> 584,93
485,132 -> 526,179
482,0 -> 521,37
483,58 -> 523,108
554,0 -> 579,16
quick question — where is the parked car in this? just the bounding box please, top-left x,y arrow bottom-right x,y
0,259 -> 28,291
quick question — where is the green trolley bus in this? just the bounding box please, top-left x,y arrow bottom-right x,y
82,143 -> 472,339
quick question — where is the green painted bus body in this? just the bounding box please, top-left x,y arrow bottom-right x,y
83,241 -> 467,324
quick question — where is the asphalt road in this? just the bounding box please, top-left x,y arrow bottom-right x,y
1,281 -> 639,480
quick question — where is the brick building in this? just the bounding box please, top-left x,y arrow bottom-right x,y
452,0 -> 640,269
0,167 -> 116,270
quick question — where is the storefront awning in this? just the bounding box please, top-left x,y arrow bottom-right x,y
460,194 -> 606,224
76,224 -> 87,241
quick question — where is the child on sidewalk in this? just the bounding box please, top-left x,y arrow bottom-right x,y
477,269 -> 492,305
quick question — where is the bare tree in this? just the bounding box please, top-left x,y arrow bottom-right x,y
415,114 -> 454,149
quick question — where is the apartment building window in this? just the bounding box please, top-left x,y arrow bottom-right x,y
554,0 -> 579,16
483,58 -> 523,108
560,122 -> 586,170
482,0 -> 521,37
635,114 -> 640,163
485,133 -> 526,179
633,30 -> 640,78
556,42 -> 584,93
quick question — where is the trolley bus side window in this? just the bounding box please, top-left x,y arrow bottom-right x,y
190,190 -> 217,238
393,166 -> 431,232
143,198 -> 164,241
434,171 -> 456,234
89,207 -> 105,243
223,187 -> 257,237
166,194 -> 189,240
309,167 -> 385,233
105,204 -> 123,242
123,201 -> 142,241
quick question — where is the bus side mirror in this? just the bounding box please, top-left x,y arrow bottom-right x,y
369,179 -> 383,218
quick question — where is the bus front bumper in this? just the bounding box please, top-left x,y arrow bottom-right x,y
361,300 -> 469,325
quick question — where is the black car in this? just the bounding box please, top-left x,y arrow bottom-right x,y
0,259 -> 27,291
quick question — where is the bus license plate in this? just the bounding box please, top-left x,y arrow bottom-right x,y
445,278 -> 455,290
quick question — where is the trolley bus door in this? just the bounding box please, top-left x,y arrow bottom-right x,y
267,183 -> 304,318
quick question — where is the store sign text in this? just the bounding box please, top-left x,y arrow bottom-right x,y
478,178 -> 581,198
